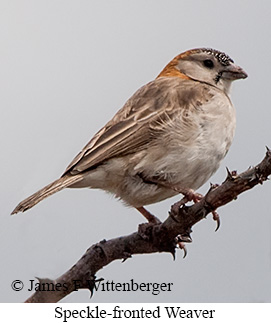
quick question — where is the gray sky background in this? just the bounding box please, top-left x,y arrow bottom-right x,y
1,0 -> 271,303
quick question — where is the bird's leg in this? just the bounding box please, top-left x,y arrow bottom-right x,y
136,206 -> 161,224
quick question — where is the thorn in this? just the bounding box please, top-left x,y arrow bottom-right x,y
225,167 -> 238,181
210,182 -> 219,188
226,167 -> 233,180
208,182 -> 214,191
266,145 -> 271,154
209,182 -> 219,193
122,252 -> 132,262
88,276 -> 104,298
35,277 -> 54,285
254,166 -> 267,184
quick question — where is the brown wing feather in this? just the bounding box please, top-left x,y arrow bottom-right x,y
63,77 -> 210,175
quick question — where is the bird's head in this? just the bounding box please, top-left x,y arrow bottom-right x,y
158,48 -> 248,94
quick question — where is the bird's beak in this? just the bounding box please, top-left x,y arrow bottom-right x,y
222,63 -> 248,80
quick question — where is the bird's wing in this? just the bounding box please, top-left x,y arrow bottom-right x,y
63,77 -> 213,175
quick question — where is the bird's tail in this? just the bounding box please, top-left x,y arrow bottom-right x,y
11,174 -> 83,214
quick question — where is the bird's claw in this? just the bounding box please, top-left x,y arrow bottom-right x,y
178,241 -> 187,258
175,234 -> 192,258
212,210 -> 220,231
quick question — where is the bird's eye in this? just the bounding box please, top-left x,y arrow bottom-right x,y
203,59 -> 214,69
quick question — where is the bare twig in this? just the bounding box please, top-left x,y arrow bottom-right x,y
25,148 -> 271,302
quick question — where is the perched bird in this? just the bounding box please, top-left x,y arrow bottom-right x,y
11,48 -> 247,224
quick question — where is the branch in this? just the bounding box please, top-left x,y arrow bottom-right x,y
25,148 -> 271,303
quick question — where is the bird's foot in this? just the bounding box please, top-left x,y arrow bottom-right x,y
184,189 -> 204,203
174,187 -> 203,204
173,187 -> 221,230
171,188 -> 203,214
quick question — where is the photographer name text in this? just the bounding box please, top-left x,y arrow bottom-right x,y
25,279 -> 173,295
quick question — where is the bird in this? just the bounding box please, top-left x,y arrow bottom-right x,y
11,48 -> 247,225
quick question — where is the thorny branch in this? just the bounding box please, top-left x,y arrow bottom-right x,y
25,148 -> 271,303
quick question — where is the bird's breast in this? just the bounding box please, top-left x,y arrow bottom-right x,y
135,91 -> 236,191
